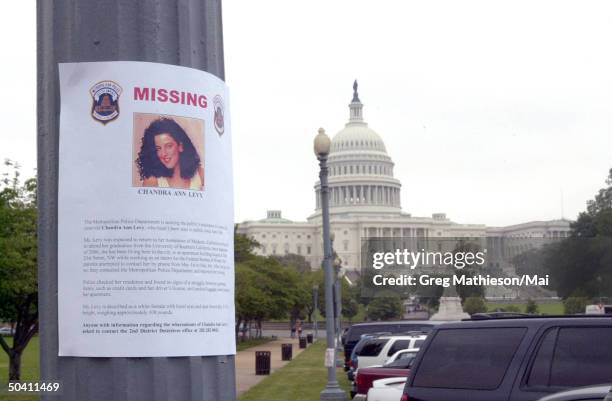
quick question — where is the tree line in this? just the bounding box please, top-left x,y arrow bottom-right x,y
512,168 -> 612,312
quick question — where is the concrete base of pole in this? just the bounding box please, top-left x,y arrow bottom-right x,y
320,383 -> 348,401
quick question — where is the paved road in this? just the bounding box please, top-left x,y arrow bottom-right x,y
261,329 -> 325,339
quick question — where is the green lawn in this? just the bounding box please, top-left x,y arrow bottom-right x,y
0,336 -> 39,401
487,302 -> 564,315
239,340 -> 351,401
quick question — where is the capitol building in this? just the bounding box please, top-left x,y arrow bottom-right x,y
237,83 -> 570,275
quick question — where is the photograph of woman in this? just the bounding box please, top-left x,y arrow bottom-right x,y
135,116 -> 204,191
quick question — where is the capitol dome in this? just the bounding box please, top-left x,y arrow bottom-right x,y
330,123 -> 387,153
313,81 -> 402,213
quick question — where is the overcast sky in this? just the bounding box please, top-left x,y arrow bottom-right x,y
2,1 -> 611,227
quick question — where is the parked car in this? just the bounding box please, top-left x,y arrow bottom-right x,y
347,333 -> 394,381
343,321 -> 440,371
348,334 -> 395,396
401,315 -> 612,401
384,348 -> 419,367
0,327 -> 14,336
341,327 -> 349,345
357,333 -> 426,369
367,377 -> 408,401
348,333 -> 423,397
347,332 -> 426,381
353,348 -> 419,401
536,384 -> 612,401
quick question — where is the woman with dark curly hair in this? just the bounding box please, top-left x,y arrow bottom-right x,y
136,117 -> 204,190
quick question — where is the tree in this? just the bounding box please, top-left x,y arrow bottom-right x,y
271,253 -> 312,274
235,254 -> 308,338
342,281 -> 361,322
317,275 -> 353,319
453,241 -> 486,302
525,299 -> 539,314
234,262 -> 268,339
0,161 -> 38,381
367,293 -> 403,321
564,297 -> 588,315
268,253 -> 312,329
234,230 -> 260,263
543,168 -> 612,300
512,248 -> 548,277
462,296 -> 487,315
572,167 -> 612,237
300,270 -> 323,323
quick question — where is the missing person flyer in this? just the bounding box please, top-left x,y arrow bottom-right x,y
58,62 -> 235,357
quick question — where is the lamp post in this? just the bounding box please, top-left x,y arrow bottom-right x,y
313,284 -> 319,341
314,128 -> 347,401
330,233 -> 341,347
334,262 -> 343,353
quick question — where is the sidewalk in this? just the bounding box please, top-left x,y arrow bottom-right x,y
235,336 -> 307,396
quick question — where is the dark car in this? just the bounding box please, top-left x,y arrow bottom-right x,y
343,321 -> 441,371
401,315 -> 612,401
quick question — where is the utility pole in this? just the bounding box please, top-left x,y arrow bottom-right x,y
37,1 -> 234,400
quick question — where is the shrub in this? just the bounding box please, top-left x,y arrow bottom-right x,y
463,296 -> 487,315
525,299 -> 539,314
564,297 -> 589,314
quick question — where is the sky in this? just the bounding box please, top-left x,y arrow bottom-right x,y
2,0 -> 611,227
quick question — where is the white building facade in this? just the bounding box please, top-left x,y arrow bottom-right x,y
237,84 -> 570,272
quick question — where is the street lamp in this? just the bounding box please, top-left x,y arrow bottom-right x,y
313,284 -> 319,341
314,128 -> 347,401
334,257 -> 343,353
330,233 -> 341,348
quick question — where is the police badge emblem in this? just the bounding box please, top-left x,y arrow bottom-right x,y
90,81 -> 123,124
213,94 -> 225,136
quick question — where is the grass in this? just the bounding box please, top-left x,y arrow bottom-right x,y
239,340 -> 351,401
0,336 -> 39,401
236,337 -> 274,351
487,301 -> 564,315
0,335 -> 350,401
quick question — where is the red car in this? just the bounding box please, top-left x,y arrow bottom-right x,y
353,351 -> 416,401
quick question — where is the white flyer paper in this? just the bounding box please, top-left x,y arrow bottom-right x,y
58,61 -> 235,357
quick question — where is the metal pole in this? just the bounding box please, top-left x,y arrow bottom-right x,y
37,1 -> 234,401
318,154 -> 347,401
330,235 -> 338,343
335,278 -> 342,352
313,285 -> 319,341
332,281 -> 338,341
